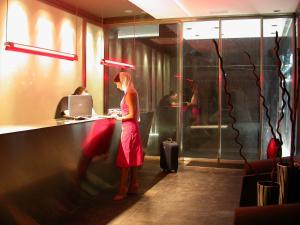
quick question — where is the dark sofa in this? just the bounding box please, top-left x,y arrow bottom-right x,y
234,203 -> 300,225
234,156 -> 300,225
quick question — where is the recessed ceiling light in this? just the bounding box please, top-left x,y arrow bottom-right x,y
210,10 -> 228,14
124,9 -> 133,13
273,10 -> 281,13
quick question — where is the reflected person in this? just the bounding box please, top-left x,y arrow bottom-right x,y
157,91 -> 178,143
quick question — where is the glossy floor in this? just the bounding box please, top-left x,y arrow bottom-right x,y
62,157 -> 243,225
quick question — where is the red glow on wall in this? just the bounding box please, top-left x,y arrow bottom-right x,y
101,59 -> 135,69
4,42 -> 78,61
175,74 -> 193,82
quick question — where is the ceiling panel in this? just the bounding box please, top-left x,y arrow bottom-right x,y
55,0 -> 299,19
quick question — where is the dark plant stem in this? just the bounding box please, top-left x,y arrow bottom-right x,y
274,32 -> 295,167
244,51 -> 279,182
212,39 -> 254,173
273,34 -> 287,146
276,88 -> 286,146
244,51 -> 277,140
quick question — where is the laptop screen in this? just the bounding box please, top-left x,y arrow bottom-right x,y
68,95 -> 93,117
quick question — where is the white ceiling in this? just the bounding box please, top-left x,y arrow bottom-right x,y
58,0 -> 300,19
129,0 -> 300,19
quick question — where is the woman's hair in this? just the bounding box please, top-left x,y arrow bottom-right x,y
114,72 -> 134,93
169,90 -> 177,96
73,86 -> 87,95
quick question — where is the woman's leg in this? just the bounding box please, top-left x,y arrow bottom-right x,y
128,167 -> 139,194
77,154 -> 92,180
114,167 -> 129,200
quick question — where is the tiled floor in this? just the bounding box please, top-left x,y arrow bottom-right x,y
62,157 -> 243,225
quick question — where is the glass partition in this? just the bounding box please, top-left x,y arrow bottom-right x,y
221,19 -> 261,160
262,18 -> 294,157
105,16 -> 295,161
182,20 -> 219,158
106,23 -> 179,155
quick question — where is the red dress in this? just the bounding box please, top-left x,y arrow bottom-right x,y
116,94 -> 144,167
82,118 -> 116,158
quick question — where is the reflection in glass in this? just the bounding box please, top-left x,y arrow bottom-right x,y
105,17 -> 295,161
182,20 -> 219,159
221,19 -> 261,160
262,18 -> 294,157
107,23 -> 179,155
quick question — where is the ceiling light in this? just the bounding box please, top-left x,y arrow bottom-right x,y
264,18 -> 287,37
210,10 -> 228,15
183,21 -> 219,40
124,9 -> 133,13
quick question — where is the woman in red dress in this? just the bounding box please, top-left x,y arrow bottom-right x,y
113,72 -> 144,200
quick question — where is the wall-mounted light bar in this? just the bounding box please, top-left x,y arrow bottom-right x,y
101,59 -> 135,69
4,42 -> 78,61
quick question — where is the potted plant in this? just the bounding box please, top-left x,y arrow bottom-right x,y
212,39 -> 253,172
273,32 -> 300,204
244,51 -> 281,206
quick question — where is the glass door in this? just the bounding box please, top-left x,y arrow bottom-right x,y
182,20 -> 220,158
261,18 -> 294,158
220,19 -> 261,160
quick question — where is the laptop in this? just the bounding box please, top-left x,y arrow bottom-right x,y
68,95 -> 93,118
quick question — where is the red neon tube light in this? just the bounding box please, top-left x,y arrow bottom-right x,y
101,59 -> 135,69
4,42 -> 78,61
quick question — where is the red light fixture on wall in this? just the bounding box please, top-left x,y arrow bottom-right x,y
101,59 -> 135,69
5,42 -> 78,61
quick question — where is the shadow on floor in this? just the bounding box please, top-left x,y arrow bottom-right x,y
61,157 -> 167,225
0,157 -> 166,225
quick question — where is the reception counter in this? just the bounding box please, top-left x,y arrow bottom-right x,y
0,116 -> 113,134
0,117 -> 121,224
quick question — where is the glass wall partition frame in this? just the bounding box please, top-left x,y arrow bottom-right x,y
106,22 -> 180,156
220,18 -> 261,161
181,20 -> 220,159
104,16 -> 296,160
261,17 -> 295,158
